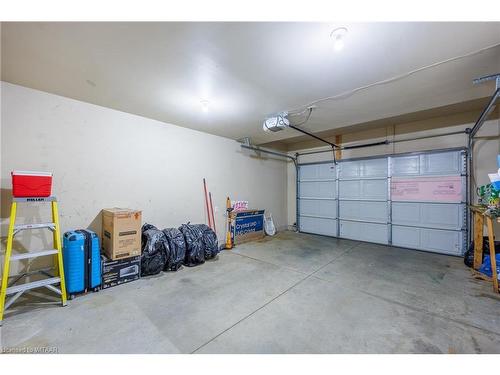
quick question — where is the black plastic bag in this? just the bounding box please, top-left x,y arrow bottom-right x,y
140,225 -> 167,276
202,225 -> 219,260
179,223 -> 206,267
464,236 -> 500,268
162,228 -> 186,271
464,248 -> 475,268
142,223 -> 157,232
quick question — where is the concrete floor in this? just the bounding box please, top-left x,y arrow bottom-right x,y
1,231 -> 500,353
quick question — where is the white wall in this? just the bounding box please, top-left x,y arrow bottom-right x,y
0,82 -> 288,273
287,115 -> 500,236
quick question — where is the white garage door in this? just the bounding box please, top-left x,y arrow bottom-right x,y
297,149 -> 467,255
390,150 -> 466,256
298,162 -> 337,236
338,157 -> 389,244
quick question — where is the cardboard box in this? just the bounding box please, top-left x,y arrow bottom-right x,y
101,255 -> 141,289
230,209 -> 265,244
102,208 -> 142,260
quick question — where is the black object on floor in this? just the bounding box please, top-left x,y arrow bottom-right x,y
464,237 -> 500,268
179,223 -> 220,265
202,225 -> 219,260
163,228 -> 186,271
141,224 -> 167,276
179,223 -> 206,267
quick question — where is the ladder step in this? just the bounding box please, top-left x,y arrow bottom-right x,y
14,222 -> 56,231
13,196 -> 57,203
6,277 -> 61,295
10,249 -> 59,261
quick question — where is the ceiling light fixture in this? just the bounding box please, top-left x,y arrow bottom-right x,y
330,27 -> 348,52
200,100 -> 210,112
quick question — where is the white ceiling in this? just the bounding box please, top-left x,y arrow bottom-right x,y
2,22 -> 500,145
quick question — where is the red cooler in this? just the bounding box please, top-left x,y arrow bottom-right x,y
11,171 -> 53,197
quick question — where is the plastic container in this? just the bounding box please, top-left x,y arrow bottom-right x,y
488,173 -> 500,190
11,170 -> 53,197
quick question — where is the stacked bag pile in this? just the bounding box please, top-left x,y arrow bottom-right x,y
162,228 -> 186,271
140,222 -> 220,276
140,224 -> 168,275
180,223 -> 219,267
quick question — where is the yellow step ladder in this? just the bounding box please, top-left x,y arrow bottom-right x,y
0,196 -> 67,325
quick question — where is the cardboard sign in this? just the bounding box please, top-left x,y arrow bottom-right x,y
232,200 -> 249,211
391,176 -> 462,202
230,209 -> 265,244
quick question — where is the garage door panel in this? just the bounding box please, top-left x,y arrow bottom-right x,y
338,161 -> 360,179
339,158 -> 387,179
299,164 -> 316,180
421,228 -> 463,255
339,201 -> 387,222
391,226 -> 419,248
339,179 -> 387,200
391,155 -> 420,176
392,151 -> 463,177
422,204 -> 464,229
340,220 -> 388,244
363,180 -> 388,199
392,202 -> 464,230
392,225 -> 464,256
300,217 -> 338,237
339,180 -> 360,198
362,158 -> 388,178
299,181 -> 336,199
299,199 -> 337,218
422,152 -> 462,175
391,176 -> 464,203
299,163 -> 336,181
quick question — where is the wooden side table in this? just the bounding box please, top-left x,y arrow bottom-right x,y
470,205 -> 499,293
